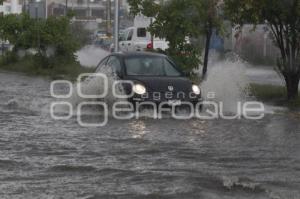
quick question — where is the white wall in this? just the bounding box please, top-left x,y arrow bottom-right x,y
0,0 -> 22,15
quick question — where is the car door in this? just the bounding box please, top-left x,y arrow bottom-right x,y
126,28 -> 135,51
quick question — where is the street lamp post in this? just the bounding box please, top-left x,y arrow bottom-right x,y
35,0 -> 39,19
65,0 -> 68,16
114,0 -> 119,52
35,0 -> 41,53
45,0 -> 47,18
106,0 -> 112,36
90,0 -> 94,18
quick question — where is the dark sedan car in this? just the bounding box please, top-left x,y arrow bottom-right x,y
95,52 -> 202,107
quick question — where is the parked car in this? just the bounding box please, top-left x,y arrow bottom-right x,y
94,30 -> 107,40
110,27 -> 169,52
94,37 -> 113,51
95,52 -> 202,108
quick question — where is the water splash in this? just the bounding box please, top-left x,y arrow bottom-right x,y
201,52 -> 251,114
76,45 -> 109,68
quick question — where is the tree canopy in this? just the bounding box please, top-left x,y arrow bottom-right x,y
128,0 -> 222,75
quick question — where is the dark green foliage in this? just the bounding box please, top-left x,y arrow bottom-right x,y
0,13 -> 84,79
0,14 -> 80,61
250,83 -> 300,108
0,54 -> 92,81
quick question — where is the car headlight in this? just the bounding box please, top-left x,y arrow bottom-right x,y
133,84 -> 146,95
192,85 -> 201,95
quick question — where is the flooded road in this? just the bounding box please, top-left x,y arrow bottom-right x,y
246,67 -> 285,86
0,71 -> 299,199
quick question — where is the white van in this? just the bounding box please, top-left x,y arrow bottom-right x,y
113,27 -> 168,52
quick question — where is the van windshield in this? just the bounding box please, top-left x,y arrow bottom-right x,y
125,56 -> 182,77
137,28 -> 147,37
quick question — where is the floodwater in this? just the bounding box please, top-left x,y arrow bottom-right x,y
0,69 -> 299,199
246,67 -> 285,86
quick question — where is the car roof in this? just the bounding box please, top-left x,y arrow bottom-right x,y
110,51 -> 167,58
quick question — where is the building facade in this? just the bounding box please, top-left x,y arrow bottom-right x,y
47,0 -> 123,20
0,0 -> 22,15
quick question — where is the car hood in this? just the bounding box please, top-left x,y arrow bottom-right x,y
124,76 -> 193,93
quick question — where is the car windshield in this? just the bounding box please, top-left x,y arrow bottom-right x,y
124,56 -> 182,77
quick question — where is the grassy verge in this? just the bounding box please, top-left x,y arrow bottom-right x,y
0,55 -> 93,81
250,83 -> 300,108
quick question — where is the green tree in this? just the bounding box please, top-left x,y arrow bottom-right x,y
0,14 -> 32,62
225,0 -> 300,100
0,14 -> 24,49
128,0 -> 222,77
0,14 -> 80,66
40,16 -> 80,60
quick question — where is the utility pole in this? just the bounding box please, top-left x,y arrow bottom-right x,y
22,0 -> 26,13
90,0 -> 95,18
106,0 -> 111,36
114,0 -> 119,52
45,0 -> 47,18
65,0 -> 68,16
35,0 -> 41,54
150,17 -> 154,49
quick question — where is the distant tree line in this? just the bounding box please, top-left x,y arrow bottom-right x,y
0,13 -> 86,68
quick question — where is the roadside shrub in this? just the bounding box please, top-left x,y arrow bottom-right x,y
0,51 -> 19,66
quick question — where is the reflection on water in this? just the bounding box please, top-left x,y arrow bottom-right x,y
129,120 -> 149,139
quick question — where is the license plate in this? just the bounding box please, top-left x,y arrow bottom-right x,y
168,100 -> 181,106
